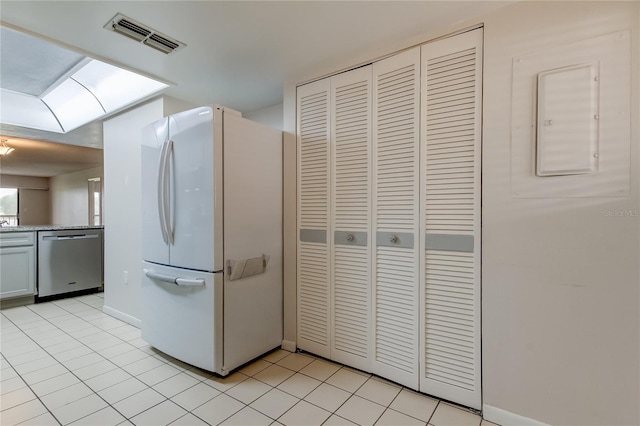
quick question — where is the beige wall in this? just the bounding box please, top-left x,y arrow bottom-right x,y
18,189 -> 50,225
49,166 -> 103,226
0,174 -> 50,225
244,103 -> 283,130
283,1 -> 639,424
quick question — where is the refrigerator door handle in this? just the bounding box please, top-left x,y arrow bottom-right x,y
164,140 -> 174,245
157,140 -> 169,244
144,269 -> 205,287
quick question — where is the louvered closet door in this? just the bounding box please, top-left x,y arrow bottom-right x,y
419,29 -> 482,409
372,48 -> 421,389
297,79 -> 331,358
330,66 -> 372,371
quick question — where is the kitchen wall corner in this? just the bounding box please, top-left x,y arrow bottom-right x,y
102,96 -> 195,328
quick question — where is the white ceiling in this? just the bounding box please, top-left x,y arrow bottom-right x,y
0,1 -> 510,177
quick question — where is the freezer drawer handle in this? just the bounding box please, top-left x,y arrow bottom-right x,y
144,269 -> 205,287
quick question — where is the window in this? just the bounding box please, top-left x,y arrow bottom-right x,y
88,178 -> 102,225
0,188 -> 18,225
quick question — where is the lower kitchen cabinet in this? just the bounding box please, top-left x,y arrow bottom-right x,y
0,232 -> 36,300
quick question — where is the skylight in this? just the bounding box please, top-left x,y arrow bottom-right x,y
0,26 -> 169,133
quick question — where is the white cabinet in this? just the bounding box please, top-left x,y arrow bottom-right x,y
296,29 -> 483,410
0,232 -> 36,300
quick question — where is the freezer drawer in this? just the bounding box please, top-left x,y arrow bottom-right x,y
38,229 -> 103,297
141,262 -> 223,374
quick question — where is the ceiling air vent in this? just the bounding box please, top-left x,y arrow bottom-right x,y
104,13 -> 185,54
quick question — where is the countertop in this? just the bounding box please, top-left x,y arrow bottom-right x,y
0,225 -> 104,233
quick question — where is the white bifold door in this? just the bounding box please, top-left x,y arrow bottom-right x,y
296,28 -> 482,410
419,29 -> 482,409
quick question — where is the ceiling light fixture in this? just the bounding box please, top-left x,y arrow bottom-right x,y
0,139 -> 15,156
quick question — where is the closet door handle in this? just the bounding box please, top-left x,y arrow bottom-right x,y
389,235 -> 399,244
346,234 -> 354,242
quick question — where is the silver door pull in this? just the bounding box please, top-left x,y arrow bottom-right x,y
390,235 -> 399,244
346,234 -> 354,242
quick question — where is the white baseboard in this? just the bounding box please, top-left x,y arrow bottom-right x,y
483,405 -> 549,426
103,305 -> 142,328
281,340 -> 296,352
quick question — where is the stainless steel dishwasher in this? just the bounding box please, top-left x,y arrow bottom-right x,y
38,229 -> 103,297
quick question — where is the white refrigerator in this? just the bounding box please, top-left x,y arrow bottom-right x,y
141,105 -> 283,375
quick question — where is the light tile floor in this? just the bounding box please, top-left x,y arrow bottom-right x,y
0,294 -> 497,426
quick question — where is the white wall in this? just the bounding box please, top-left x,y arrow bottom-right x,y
102,97 -> 195,326
283,2 -> 639,424
49,167 -> 103,225
481,2 -> 639,425
244,103 -> 283,130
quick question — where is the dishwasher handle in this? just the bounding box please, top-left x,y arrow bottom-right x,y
144,268 -> 205,287
42,234 -> 100,241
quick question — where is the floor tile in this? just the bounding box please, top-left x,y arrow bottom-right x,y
277,373 -> 321,398
336,395 -> 386,426
389,389 -> 438,422
53,346 -> 94,363
73,359 -> 118,381
191,393 -> 245,425
0,367 -> 18,381
278,400 -> 331,426
250,388 -> 299,420
41,382 -> 93,410
68,406 -> 125,425
239,359 -> 271,377
0,399 -> 47,425
276,353 -> 315,372
303,383 -> 351,413
480,420 -> 499,426
325,368 -> 368,393
63,353 -> 103,371
203,372 -> 248,392
220,406 -> 272,426
355,377 -> 401,407
253,364 -> 295,387
375,408 -> 425,426
50,393 -> 108,425
112,387 -> 165,419
121,356 -> 165,376
129,400 -> 187,426
45,340 -> 85,355
171,382 -> 220,411
31,372 -> 82,397
22,364 -> 68,385
13,355 -> 59,375
170,413 -> 209,425
98,377 -> 148,404
183,366 -> 213,381
430,403 -> 482,426
95,342 -> 136,359
137,363 -> 181,386
152,372 -> 200,398
0,386 -> 38,411
323,414 -> 358,426
0,376 -> 27,395
226,377 -> 272,404
261,349 -> 291,363
300,359 -> 341,382
109,349 -> 150,367
6,348 -> 50,366
83,368 -> 132,392
19,412 -> 60,426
